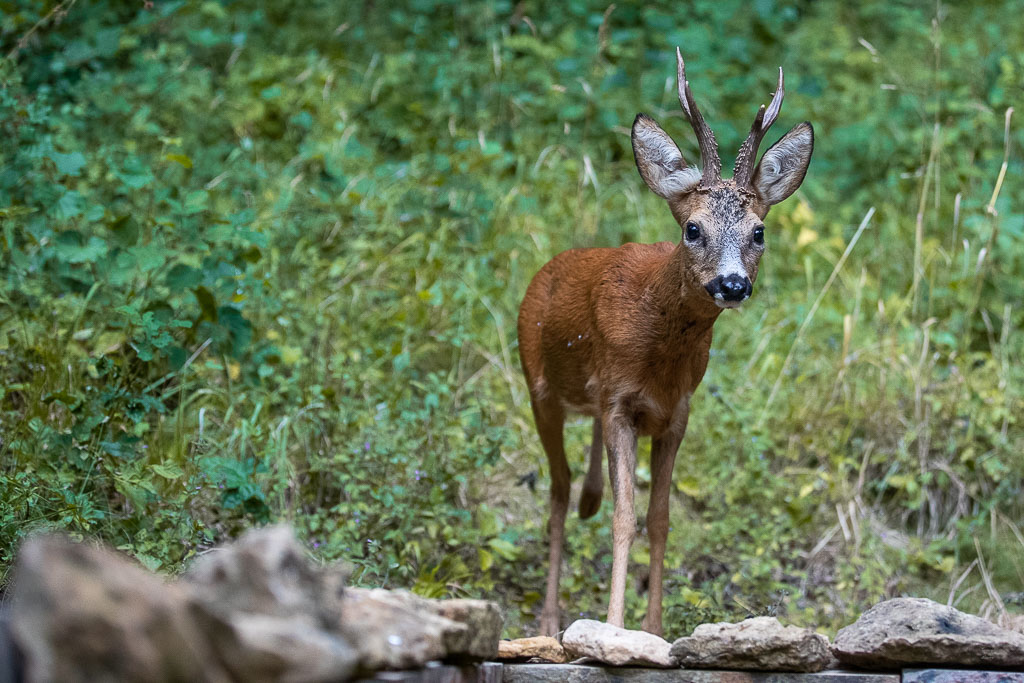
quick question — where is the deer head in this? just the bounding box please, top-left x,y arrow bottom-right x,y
632,48 -> 813,309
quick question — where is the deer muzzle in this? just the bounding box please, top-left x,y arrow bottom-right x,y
705,274 -> 752,308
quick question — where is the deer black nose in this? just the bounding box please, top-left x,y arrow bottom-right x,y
705,274 -> 752,302
720,274 -> 749,301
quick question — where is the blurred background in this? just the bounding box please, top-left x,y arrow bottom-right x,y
0,0 -> 1021,636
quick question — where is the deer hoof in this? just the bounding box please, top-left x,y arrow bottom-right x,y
578,488 -> 602,519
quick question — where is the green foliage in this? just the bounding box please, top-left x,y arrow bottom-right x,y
1,0 -> 1022,636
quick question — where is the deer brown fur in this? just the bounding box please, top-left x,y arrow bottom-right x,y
517,49 -> 814,636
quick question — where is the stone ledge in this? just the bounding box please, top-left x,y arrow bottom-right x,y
357,661 -> 503,682
903,670 -> 1024,683
501,664 -> 899,682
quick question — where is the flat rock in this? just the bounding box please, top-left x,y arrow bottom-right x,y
561,619 -> 674,668
341,588 -> 501,671
206,613 -> 357,683
360,662 -> 502,682
427,596 -> 503,659
497,636 -> 568,663
502,663 -> 900,682
832,597 -> 1024,669
903,670 -> 1024,683
9,534 -> 231,683
670,616 -> 831,672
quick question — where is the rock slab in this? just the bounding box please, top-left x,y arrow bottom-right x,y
184,525 -> 358,682
497,636 -> 568,663
502,663 -> 900,682
184,525 -> 345,626
670,616 -> 832,672
9,535 -> 233,683
832,597 -> 1024,669
342,588 -> 502,672
903,670 -> 1024,683
561,619 -> 674,668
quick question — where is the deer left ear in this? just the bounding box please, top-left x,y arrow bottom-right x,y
631,113 -> 702,200
752,122 -> 813,205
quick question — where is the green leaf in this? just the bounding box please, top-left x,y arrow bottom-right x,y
164,153 -> 193,169
55,233 -> 106,263
194,287 -> 217,321
48,151 -> 87,176
151,463 -> 185,479
166,263 -> 201,290
183,190 -> 209,215
55,191 -> 85,220
134,553 -> 163,572
487,537 -> 520,561
478,548 -> 493,572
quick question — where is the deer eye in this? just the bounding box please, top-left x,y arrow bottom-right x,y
753,225 -> 765,245
685,222 -> 701,242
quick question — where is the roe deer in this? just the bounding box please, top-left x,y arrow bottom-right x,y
517,49 -> 813,636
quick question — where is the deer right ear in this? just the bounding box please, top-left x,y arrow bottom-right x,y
632,114 -> 701,200
751,122 -> 813,205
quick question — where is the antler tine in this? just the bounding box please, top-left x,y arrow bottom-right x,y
676,47 -> 721,185
733,67 -> 785,187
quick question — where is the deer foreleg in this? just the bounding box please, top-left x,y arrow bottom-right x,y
641,433 -> 682,636
603,411 -> 638,628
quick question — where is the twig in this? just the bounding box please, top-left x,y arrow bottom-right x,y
4,0 -> 79,62
912,123 -> 941,314
986,107 -> 1014,216
974,537 -> 1006,618
947,558 -> 978,606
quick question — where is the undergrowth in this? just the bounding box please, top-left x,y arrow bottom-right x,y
0,0 -> 1021,635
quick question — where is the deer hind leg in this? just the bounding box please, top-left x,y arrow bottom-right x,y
603,410 -> 638,628
578,418 -> 604,519
531,398 -> 569,637
641,433 -> 682,636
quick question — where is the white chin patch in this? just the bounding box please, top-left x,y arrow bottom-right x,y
714,298 -> 745,309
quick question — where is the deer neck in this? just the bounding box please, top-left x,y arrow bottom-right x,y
645,243 -> 721,340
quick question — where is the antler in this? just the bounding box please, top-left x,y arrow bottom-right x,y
676,48 -> 721,186
732,67 -> 785,187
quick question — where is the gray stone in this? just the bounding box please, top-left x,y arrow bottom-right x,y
198,612 -> 358,683
428,597 -> 503,660
561,619 -> 674,668
184,525 -> 345,629
497,636 -> 568,663
903,670 -> 1024,683
501,663 -> 900,683
183,525 -> 357,681
9,534 -> 232,683
341,588 -> 501,671
356,662 -> 501,682
832,597 -> 1024,669
670,616 -> 832,672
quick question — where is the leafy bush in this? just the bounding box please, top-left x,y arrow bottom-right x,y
1,0 -> 1021,634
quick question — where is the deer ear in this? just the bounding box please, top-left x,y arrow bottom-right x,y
632,113 -> 701,200
752,122 -> 813,205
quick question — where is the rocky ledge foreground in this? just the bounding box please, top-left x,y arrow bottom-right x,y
2,526 -> 501,683
1,526 -> 1024,682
